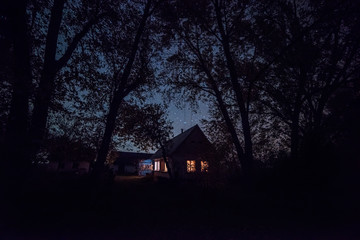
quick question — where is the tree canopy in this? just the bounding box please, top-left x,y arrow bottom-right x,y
1,0 -> 359,183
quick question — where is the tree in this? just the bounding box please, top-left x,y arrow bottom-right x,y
0,0 -> 113,179
119,103 -> 174,178
160,0 -> 256,178
28,0 -> 111,163
164,27 -> 246,175
92,0 -> 166,178
254,0 -> 360,160
44,135 -> 96,165
211,0 -> 254,173
0,0 -> 32,184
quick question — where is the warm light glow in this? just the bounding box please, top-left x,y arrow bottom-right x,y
187,160 -> 196,172
164,162 -> 168,172
154,161 -> 160,171
201,161 -> 209,172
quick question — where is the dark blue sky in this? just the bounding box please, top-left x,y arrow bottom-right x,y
168,101 -> 209,136
118,100 -> 209,153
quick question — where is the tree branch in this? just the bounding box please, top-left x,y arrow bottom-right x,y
55,12 -> 109,72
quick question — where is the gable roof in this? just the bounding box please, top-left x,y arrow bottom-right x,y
151,125 -> 201,159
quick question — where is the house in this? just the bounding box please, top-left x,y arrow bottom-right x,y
138,159 -> 153,176
57,161 -> 90,174
46,160 -> 91,174
152,125 -> 217,180
109,151 -> 153,175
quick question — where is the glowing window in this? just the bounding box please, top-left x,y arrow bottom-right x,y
163,162 -> 168,172
201,161 -> 209,172
154,161 -> 160,171
187,160 -> 196,172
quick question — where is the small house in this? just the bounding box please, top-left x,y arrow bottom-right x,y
46,160 -> 90,174
109,151 -> 153,175
138,159 -> 153,176
152,125 -> 217,180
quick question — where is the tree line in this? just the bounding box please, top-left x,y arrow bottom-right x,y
1,0 -> 359,188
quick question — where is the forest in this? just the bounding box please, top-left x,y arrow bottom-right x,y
1,0 -> 360,239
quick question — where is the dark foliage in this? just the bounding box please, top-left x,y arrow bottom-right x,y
1,0 -> 359,238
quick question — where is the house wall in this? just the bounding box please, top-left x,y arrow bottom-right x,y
153,157 -> 170,178
78,161 -> 90,172
59,161 -> 74,172
139,159 -> 153,176
47,162 -> 59,171
152,126 -> 217,181
51,161 -> 90,174
171,128 -> 216,180
111,152 -> 153,175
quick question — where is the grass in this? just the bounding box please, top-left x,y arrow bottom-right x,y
1,174 -> 359,239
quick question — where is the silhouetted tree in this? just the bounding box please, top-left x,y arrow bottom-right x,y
1,0 -> 113,179
44,135 -> 96,164
254,0 -> 360,160
0,0 -> 32,186
92,0 -> 166,179
160,0 -> 257,178
119,104 -> 174,178
28,0 -> 111,163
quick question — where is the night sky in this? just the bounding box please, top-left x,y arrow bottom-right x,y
168,101 -> 209,135
119,97 -> 209,153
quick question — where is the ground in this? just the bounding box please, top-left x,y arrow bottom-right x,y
0,174 -> 359,239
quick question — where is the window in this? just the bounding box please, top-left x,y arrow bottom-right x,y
201,161 -> 209,172
154,161 -> 160,171
163,162 -> 168,172
187,160 -> 196,173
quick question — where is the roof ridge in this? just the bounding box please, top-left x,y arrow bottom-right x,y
173,124 -> 197,138
151,124 -> 199,158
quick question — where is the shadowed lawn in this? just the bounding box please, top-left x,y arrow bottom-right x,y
1,174 -> 359,239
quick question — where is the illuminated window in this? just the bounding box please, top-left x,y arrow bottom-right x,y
163,162 -> 168,172
201,161 -> 209,172
154,161 -> 160,171
187,160 -> 196,172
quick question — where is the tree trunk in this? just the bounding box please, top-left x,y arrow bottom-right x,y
161,145 -> 173,179
201,62 -> 245,174
290,65 -> 307,161
1,0 -> 32,201
28,0 -> 65,161
5,1 -> 32,160
29,70 -> 57,158
213,1 -> 253,176
219,34 -> 254,170
93,93 -> 124,177
290,113 -> 300,161
213,85 -> 245,172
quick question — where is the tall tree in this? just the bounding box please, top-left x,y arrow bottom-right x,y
212,0 -> 254,172
0,0 -> 32,186
165,27 -> 246,175
161,0 -> 256,177
93,0 -> 164,178
254,0 -> 360,160
28,0 -> 110,163
119,104 -> 174,178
